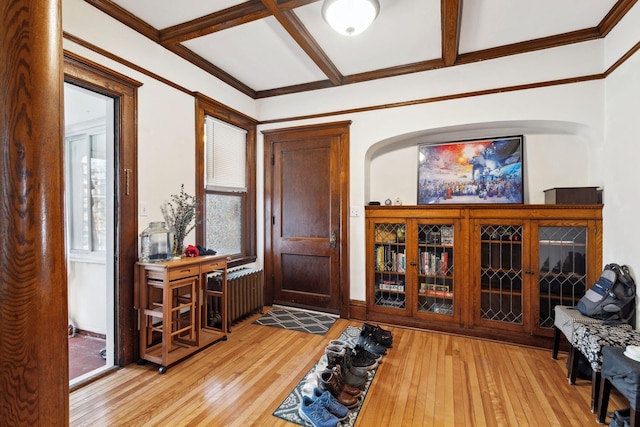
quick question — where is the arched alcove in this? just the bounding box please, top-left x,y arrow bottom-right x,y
364,120 -> 597,205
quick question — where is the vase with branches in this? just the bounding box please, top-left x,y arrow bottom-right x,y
161,184 -> 200,257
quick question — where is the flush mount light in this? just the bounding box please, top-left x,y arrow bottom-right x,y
321,0 -> 380,36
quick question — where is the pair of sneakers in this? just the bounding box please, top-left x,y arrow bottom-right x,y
298,387 -> 349,427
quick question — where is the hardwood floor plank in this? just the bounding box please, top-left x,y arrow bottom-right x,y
69,311 -> 626,426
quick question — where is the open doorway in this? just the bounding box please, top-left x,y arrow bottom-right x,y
64,82 -> 115,384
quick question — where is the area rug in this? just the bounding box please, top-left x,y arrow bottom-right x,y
254,308 -> 338,336
272,325 -> 379,426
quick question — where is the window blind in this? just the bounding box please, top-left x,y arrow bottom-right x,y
205,116 -> 247,192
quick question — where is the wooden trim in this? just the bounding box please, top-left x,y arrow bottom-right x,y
164,44 -> 256,98
599,0 -> 638,37
605,39 -> 640,76
159,1 -> 271,44
83,0 -> 637,98
194,94 -> 258,265
1,0 -> 68,423
258,73 -> 604,124
84,0 -> 160,41
63,32 -> 190,95
441,0 -> 462,66
64,52 -> 141,367
261,0 -> 342,86
457,28 -> 601,65
80,0 -> 255,98
262,121 -> 351,318
349,300 -> 367,321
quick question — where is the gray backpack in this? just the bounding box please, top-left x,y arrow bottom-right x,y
576,263 -> 636,323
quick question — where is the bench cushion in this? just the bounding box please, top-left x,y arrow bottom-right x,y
572,323 -> 638,371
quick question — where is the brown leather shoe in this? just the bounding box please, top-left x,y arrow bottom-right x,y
319,366 -> 360,409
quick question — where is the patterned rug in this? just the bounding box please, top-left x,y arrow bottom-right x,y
253,308 -> 338,336
272,325 -> 379,426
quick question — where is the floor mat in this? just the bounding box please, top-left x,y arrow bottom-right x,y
272,325 -> 378,426
253,308 -> 337,336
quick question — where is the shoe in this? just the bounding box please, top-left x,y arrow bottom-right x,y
319,366 -> 359,409
301,371 -> 320,398
354,344 -> 383,363
328,341 -> 379,369
298,395 -> 340,427
325,346 -> 367,389
349,346 -> 378,371
358,331 -> 387,357
362,323 -> 393,347
312,388 -> 350,420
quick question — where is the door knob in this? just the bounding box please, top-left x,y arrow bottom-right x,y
330,231 -> 337,249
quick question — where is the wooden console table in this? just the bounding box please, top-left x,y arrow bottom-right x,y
134,255 -> 228,373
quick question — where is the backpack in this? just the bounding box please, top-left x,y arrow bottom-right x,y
576,263 -> 636,323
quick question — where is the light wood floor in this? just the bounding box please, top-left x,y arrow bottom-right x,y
70,309 -> 625,426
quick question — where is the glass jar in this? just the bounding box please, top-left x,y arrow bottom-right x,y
140,221 -> 172,262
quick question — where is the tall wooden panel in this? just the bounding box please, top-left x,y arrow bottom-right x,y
0,0 -> 69,424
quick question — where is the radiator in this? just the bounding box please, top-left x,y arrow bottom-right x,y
226,268 -> 264,329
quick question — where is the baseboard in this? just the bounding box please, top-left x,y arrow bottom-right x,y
349,300 -> 367,321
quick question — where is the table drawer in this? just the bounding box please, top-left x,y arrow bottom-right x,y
200,259 -> 226,274
168,265 -> 199,281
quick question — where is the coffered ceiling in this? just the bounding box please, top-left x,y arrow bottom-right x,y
83,0 -> 636,99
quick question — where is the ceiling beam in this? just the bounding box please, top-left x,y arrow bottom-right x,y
599,0 -> 638,37
441,0 -> 462,66
259,0 -> 343,86
457,28 -> 601,65
159,1 -> 271,45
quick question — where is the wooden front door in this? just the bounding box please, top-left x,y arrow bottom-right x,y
264,122 -> 350,316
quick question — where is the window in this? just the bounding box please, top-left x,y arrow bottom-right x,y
195,94 -> 257,265
66,130 -> 108,256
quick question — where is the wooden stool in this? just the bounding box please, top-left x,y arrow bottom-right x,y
598,346 -> 640,426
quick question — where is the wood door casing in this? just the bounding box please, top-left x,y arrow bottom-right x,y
264,122 -> 350,317
64,52 -> 141,367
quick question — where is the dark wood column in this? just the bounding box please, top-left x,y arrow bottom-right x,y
1,0 -> 69,425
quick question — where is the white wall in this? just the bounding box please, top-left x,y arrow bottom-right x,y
258,82 -> 605,301
63,0 -> 256,240
604,48 -> 640,283
62,0 -> 640,309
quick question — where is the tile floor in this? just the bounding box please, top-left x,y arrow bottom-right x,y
68,334 -> 106,381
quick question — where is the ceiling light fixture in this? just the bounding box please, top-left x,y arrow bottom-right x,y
321,0 -> 380,36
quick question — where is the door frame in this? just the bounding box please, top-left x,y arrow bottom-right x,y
263,121 -> 351,318
64,51 -> 141,367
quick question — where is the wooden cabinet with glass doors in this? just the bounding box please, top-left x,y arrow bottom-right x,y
366,205 -> 602,347
366,207 -> 464,328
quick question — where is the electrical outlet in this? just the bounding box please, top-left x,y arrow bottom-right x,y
140,202 -> 148,217
350,207 -> 360,217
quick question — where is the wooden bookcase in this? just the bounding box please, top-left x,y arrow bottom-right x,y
365,205 -> 602,348
134,255 -> 229,373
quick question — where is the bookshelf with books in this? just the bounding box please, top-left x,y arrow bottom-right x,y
417,224 -> 455,316
372,222 -> 408,311
365,205 -> 603,349
366,208 -> 464,324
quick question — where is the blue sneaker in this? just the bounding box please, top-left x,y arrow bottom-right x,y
298,395 -> 339,427
312,387 -> 350,420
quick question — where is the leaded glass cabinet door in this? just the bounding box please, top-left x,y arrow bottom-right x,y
371,221 -> 408,313
416,223 -> 455,317
475,221 -> 529,332
533,224 -> 588,336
